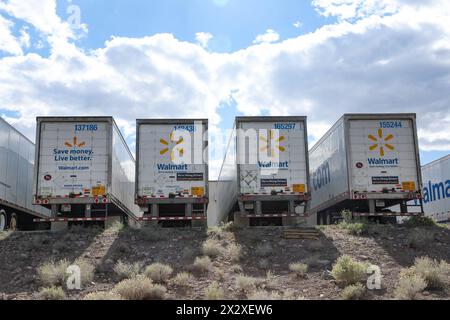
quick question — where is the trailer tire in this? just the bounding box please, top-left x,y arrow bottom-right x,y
9,213 -> 18,231
0,210 -> 6,231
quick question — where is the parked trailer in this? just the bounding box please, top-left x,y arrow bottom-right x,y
217,117 -> 311,227
309,114 -> 423,225
421,155 -> 450,223
0,117 -> 51,231
33,117 -> 141,227
135,119 -> 208,226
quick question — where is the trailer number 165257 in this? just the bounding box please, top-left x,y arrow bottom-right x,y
75,124 -> 98,132
380,121 -> 402,129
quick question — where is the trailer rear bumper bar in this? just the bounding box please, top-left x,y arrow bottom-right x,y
352,212 -> 423,217
239,213 -> 311,218
136,198 -> 209,205
138,216 -> 207,221
352,192 -> 421,200
239,194 -> 310,202
34,197 -> 109,205
33,217 -> 107,222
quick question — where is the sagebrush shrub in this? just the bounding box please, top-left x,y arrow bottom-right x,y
204,282 -> 224,300
37,260 -> 70,286
289,263 -> 308,278
394,274 -> 427,300
39,286 -> 66,300
144,263 -> 173,283
341,284 -> 366,300
236,275 -> 259,292
202,239 -> 223,258
331,256 -> 367,286
192,256 -> 213,273
227,243 -> 242,262
409,257 -> 450,290
83,291 -> 122,300
172,272 -> 194,287
114,261 -> 143,280
114,276 -> 166,300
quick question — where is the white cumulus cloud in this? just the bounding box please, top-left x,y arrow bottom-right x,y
195,32 -> 213,49
253,29 -> 280,44
0,0 -> 450,178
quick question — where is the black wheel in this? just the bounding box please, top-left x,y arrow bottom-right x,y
9,213 -> 18,231
0,210 -> 6,231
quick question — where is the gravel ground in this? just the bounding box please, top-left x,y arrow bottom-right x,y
0,223 -> 449,300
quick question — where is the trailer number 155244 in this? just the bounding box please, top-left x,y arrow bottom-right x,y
380,121 -> 402,129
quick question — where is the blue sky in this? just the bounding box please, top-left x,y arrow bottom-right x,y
56,0 -> 333,53
54,0 -> 449,165
0,0 -> 449,175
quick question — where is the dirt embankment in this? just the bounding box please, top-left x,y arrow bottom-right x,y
0,223 -> 449,300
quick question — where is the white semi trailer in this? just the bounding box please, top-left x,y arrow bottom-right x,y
216,117 -> 311,226
0,117 -> 51,231
309,114 -> 424,224
33,117 -> 141,227
135,119 -> 209,226
421,155 -> 450,223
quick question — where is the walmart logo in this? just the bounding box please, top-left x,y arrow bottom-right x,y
260,130 -> 286,158
368,129 -> 394,157
160,132 -> 185,161
65,137 -> 86,148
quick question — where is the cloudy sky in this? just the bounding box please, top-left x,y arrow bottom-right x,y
0,0 -> 449,179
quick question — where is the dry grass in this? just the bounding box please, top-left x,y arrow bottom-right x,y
144,263 -> 173,283
404,257 -> 450,290
37,259 -> 70,286
172,272 -> 194,288
394,274 -> 427,300
74,258 -> 95,287
236,275 -> 259,293
289,263 -> 308,278
227,243 -> 242,262
83,291 -> 123,300
331,256 -> 367,286
202,239 -> 223,258
204,282 -> 225,300
114,276 -> 167,300
114,261 -> 143,280
192,256 -> 213,274
341,284 -> 366,300
39,286 -> 66,300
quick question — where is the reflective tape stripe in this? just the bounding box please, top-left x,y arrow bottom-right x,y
139,216 -> 207,221
33,217 -> 107,222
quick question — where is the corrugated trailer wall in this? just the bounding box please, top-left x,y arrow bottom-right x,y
0,117 -> 51,230
217,117 -> 311,227
421,155 -> 450,222
310,114 -> 423,224
135,119 -> 208,224
33,117 -> 141,224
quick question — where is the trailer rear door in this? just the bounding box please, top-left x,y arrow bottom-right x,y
348,119 -> 419,193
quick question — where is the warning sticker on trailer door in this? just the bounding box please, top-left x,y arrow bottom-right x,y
261,179 -> 288,187
372,176 -> 400,185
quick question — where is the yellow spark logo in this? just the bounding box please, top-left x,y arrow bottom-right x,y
160,132 -> 185,161
65,137 -> 86,148
260,130 -> 286,158
368,129 -> 394,157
